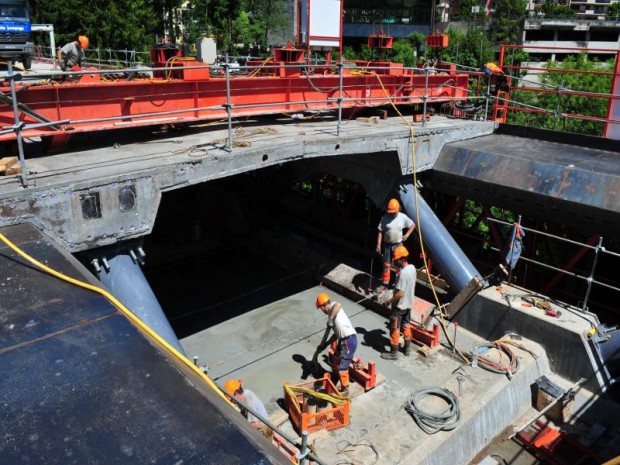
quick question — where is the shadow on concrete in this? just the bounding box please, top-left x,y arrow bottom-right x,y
292,353 -> 328,381
357,326 -> 390,354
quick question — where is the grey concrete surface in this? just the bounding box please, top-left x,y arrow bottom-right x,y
454,283 -> 601,392
181,285 -> 553,465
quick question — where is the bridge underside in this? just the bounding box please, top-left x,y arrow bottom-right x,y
430,126 -> 620,236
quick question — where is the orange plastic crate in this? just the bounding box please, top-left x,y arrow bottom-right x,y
284,376 -> 350,434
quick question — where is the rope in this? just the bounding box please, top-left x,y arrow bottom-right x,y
369,69 -> 471,364
335,439 -> 379,465
405,387 -> 461,434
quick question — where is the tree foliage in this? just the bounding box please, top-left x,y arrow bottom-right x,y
343,33 -> 426,67
451,0 -> 483,21
606,2 -> 620,20
490,0 -> 527,44
28,0 -> 287,55
508,54 -> 614,136
539,3 -> 576,19
29,0 -> 161,51
441,27 -> 494,70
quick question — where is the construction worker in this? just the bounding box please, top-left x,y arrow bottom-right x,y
223,379 -> 269,430
381,245 -> 416,360
58,35 -> 89,71
376,198 -> 416,287
315,292 -> 357,396
481,62 -> 503,75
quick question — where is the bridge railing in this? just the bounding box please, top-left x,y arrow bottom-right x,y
4,58 -> 473,187
487,217 -> 620,317
35,45 -> 151,68
497,44 -> 620,138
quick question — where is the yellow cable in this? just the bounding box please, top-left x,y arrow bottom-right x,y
248,56 -> 273,78
284,384 -> 349,406
370,71 -> 470,364
0,232 -> 232,405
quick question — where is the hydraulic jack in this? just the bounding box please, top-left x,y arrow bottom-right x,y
328,342 -> 377,391
409,323 -> 441,356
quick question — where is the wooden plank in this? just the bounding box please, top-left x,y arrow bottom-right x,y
417,344 -> 441,357
0,156 -> 18,174
5,167 -> 21,175
443,275 -> 484,319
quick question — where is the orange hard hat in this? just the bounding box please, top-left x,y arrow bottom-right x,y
316,292 -> 331,308
387,198 -> 400,213
78,35 -> 89,49
393,245 -> 409,260
224,379 -> 242,396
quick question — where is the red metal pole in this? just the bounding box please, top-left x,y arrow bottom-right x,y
604,51 -> 620,139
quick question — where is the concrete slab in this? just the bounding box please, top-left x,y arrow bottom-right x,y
181,284 -> 552,465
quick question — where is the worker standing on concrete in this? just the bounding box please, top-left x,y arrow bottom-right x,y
58,35 -> 89,71
223,379 -> 269,430
315,293 -> 358,395
381,245 -> 416,360
376,198 -> 416,287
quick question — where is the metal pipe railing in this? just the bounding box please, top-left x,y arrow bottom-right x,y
7,62 -> 27,187
487,217 -> 620,312
3,55 -> 619,192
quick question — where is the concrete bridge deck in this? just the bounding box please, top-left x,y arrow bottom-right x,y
0,115 -> 495,252
181,263 -> 620,465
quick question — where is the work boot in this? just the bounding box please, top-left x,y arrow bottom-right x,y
381,344 -> 399,360
403,340 -> 411,356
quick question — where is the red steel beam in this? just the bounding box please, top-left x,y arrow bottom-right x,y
0,70 -> 469,143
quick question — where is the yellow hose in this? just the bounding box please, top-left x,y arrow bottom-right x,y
284,384 -> 349,406
368,71 -> 470,364
0,232 -> 232,405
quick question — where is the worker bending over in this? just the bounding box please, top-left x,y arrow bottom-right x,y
223,379 -> 269,430
376,198 -> 416,287
315,293 -> 358,396
58,35 -> 89,71
381,245 -> 416,360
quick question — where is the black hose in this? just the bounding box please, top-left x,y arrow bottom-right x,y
405,387 -> 461,434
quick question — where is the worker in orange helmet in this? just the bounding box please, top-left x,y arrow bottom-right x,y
223,378 -> 269,429
481,62 -> 503,75
376,198 -> 416,288
380,245 -> 416,360
314,292 -> 357,396
58,34 -> 89,71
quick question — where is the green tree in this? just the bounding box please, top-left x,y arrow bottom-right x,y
508,54 -> 614,136
540,2 -> 575,19
390,39 -> 416,67
30,0 -> 160,51
606,2 -> 620,20
441,26 -> 494,70
490,0 -> 527,45
451,0 -> 478,21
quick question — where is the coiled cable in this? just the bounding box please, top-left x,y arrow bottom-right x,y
472,341 -> 520,378
405,387 -> 461,434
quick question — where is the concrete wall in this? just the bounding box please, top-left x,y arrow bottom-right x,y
454,284 -> 602,392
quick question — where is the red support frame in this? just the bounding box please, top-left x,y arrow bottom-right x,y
0,69 -> 469,147
498,44 -> 620,135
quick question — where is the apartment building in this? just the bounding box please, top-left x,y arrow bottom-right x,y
527,0 -> 620,19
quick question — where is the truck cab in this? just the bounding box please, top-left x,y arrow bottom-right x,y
0,0 -> 33,69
